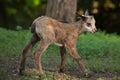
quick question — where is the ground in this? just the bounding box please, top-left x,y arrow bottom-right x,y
0,55 -> 119,80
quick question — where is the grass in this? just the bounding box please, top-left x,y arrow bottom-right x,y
0,28 -> 120,79
77,31 -> 120,74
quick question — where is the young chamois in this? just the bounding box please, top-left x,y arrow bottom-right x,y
19,10 -> 97,77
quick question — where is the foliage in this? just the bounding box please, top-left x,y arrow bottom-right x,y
0,0 -> 47,29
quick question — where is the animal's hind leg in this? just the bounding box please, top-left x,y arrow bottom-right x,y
33,41 -> 50,74
59,45 -> 66,72
19,33 -> 39,75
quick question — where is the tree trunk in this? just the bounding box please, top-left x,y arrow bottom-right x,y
46,0 -> 77,22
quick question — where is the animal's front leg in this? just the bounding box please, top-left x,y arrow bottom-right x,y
66,42 -> 87,76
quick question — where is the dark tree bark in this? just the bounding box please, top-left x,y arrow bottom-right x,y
46,0 -> 77,22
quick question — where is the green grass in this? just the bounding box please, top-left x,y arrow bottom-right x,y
0,28 -> 120,79
77,31 -> 120,74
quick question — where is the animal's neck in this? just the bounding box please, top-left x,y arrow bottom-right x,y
59,20 -> 84,35
73,20 -> 84,34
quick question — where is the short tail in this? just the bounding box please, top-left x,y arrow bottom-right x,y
31,23 -> 36,33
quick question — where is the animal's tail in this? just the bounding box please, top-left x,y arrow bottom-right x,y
31,23 -> 36,33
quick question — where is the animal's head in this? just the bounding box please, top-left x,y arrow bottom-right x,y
77,10 -> 97,33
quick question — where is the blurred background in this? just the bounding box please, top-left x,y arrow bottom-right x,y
0,0 -> 120,34
0,1 -> 120,79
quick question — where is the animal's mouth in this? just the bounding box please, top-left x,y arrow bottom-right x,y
91,28 -> 97,33
92,31 -> 96,33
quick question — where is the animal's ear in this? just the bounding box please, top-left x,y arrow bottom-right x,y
76,12 -> 87,21
84,9 -> 89,16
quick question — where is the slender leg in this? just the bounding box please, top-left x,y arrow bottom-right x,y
66,43 -> 87,75
59,45 -> 66,72
19,33 -> 39,75
33,41 -> 49,74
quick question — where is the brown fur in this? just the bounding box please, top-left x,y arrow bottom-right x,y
19,13 -> 97,76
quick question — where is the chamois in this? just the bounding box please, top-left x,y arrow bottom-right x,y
19,10 -> 97,77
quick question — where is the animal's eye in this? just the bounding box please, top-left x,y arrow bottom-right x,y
86,23 -> 91,27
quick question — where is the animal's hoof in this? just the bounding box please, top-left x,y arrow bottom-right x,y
59,68 -> 64,73
83,72 -> 93,78
19,69 -> 24,75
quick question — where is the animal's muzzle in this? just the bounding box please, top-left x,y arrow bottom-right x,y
92,28 -> 97,33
